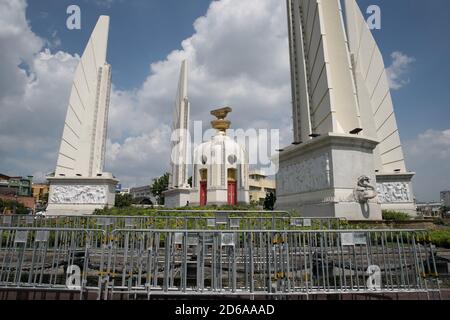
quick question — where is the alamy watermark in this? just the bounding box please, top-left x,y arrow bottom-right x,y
171,121 -> 280,176
66,5 -> 81,30
65,3 -> 381,31
367,265 -> 382,290
367,5 -> 381,30
66,265 -> 81,290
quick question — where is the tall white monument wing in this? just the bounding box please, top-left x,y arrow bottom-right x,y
169,60 -> 190,189
344,0 -> 407,173
287,0 -> 362,143
286,0 -> 312,143
55,16 -> 112,177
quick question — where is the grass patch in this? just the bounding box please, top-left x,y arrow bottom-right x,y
382,210 -> 411,221
94,204 -> 270,217
429,229 -> 450,249
94,207 -> 158,216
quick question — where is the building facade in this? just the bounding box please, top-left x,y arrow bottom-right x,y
130,186 -> 155,205
417,202 -> 442,217
441,191 -> 450,207
32,183 -> 49,203
0,173 -> 35,212
248,171 -> 276,205
0,174 -> 33,197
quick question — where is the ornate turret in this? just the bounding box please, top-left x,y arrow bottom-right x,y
211,107 -> 232,133
190,105 -> 249,206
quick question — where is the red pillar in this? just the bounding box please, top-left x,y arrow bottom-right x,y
200,181 -> 207,206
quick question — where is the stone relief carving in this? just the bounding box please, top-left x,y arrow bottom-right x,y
50,185 -> 107,204
377,182 -> 411,203
278,154 -> 330,194
354,176 -> 377,203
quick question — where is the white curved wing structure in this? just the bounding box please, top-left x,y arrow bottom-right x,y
344,0 -> 406,173
169,60 -> 190,189
287,0 -> 362,143
55,16 -> 112,177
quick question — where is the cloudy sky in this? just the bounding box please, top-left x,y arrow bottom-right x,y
0,0 -> 449,202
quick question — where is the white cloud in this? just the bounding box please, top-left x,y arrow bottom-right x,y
0,0 -> 79,180
0,48 -> 79,179
4,0 -> 443,203
103,0 -> 292,187
0,0 -> 291,188
0,0 -> 43,98
386,51 -> 415,90
404,129 -> 450,202
85,0 -> 121,9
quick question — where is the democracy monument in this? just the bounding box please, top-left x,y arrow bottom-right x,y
44,0 -> 416,220
2,0 -> 444,302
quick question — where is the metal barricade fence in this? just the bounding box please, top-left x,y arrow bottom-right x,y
0,214 -> 346,231
0,227 -> 106,298
101,229 -> 441,299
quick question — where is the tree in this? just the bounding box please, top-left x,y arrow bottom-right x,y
0,199 -> 28,215
263,192 -> 276,211
40,192 -> 49,206
441,206 -> 450,218
115,193 -> 133,208
151,173 -> 170,205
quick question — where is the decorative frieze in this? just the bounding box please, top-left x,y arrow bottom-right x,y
50,185 -> 107,204
377,182 -> 411,203
278,154 -> 331,195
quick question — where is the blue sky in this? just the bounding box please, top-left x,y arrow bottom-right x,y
25,0 -> 450,140
357,0 -> 450,140
27,0 -> 213,90
1,0 -> 449,202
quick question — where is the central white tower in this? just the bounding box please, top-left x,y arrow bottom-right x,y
169,60 -> 190,189
164,60 -> 192,208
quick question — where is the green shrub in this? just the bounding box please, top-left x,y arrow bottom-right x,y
429,229 -> 450,249
434,217 -> 450,226
382,210 -> 411,221
94,207 -> 158,216
114,194 -> 133,208
94,203 -> 275,217
0,199 -> 29,215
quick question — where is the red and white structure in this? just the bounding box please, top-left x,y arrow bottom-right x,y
190,107 -> 250,206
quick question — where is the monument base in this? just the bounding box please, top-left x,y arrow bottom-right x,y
163,188 -> 192,208
189,187 -> 249,207
276,133 -> 382,221
46,175 -> 118,216
376,172 -> 417,217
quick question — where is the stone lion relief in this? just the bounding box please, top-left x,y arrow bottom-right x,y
50,185 -> 107,204
354,176 -> 377,203
278,155 -> 330,194
377,182 -> 410,203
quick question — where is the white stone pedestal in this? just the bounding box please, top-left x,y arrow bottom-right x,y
46,174 -> 118,216
163,188 -> 192,208
276,133 -> 382,221
376,173 -> 417,217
